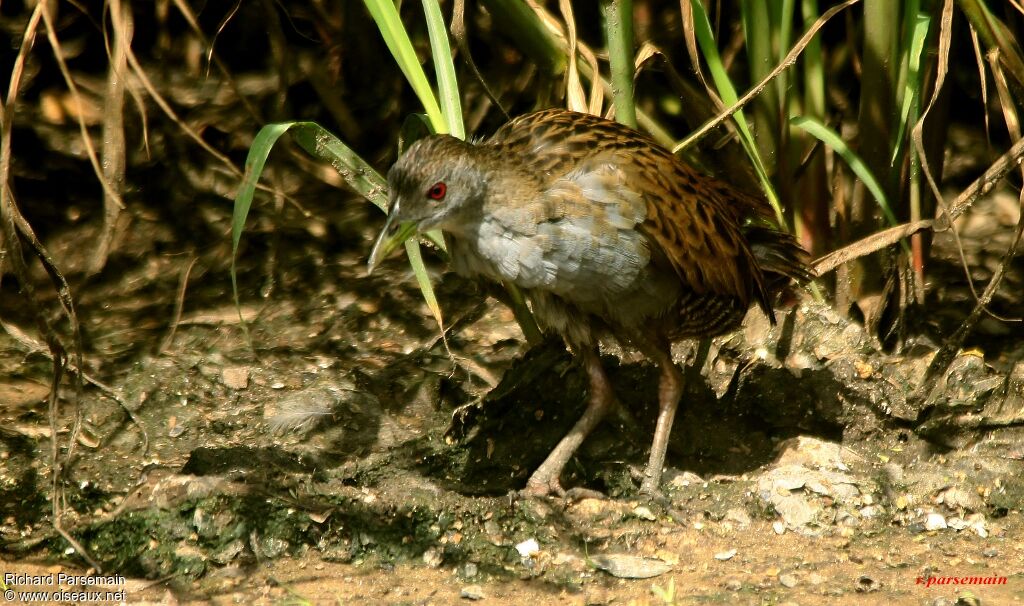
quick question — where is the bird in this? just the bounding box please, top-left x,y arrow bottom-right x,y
367,108 -> 810,497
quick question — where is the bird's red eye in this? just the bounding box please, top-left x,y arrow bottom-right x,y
427,182 -> 447,201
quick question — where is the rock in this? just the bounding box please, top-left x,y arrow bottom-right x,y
460,585 -> 485,600
947,517 -> 969,530
859,505 -> 883,518
938,486 -> 985,511
221,366 -> 250,390
724,508 -> 752,528
924,513 -> 947,531
714,549 -> 737,561
422,546 -> 443,568
515,538 -> 539,559
756,463 -> 862,533
583,587 -> 610,605
773,436 -> 857,470
966,513 -> 989,537
666,470 -> 704,489
855,575 -> 880,593
590,554 -> 671,579
252,534 -> 288,559
632,505 -> 656,521
779,572 -> 799,588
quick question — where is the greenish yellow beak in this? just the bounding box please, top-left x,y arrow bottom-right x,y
367,213 -> 419,274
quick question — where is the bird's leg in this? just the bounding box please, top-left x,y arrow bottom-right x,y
640,344 -> 685,494
524,346 -> 613,497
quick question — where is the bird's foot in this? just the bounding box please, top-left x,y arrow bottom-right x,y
521,477 -> 605,500
635,466 -> 671,504
639,476 -> 661,495
639,482 -> 671,506
522,476 -> 565,498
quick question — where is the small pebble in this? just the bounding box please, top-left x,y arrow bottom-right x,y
515,538 -> 539,559
422,547 -> 443,568
924,513 -> 947,531
714,549 -> 737,561
855,575 -> 879,593
633,505 -> 656,521
982,547 -> 998,558
724,508 -> 751,527
590,554 -> 671,579
859,505 -> 882,518
725,578 -> 742,591
947,517 -> 969,530
779,572 -> 799,588
583,588 -> 610,605
221,367 -> 250,390
907,522 -> 927,534
667,470 -> 703,488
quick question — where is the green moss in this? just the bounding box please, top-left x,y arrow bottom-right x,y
76,511 -> 204,579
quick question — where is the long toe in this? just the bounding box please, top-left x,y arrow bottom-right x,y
630,464 -> 668,499
523,476 -> 565,498
562,486 -> 607,500
521,346 -> 615,499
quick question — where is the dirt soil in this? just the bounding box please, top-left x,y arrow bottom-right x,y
1,187 -> 1023,606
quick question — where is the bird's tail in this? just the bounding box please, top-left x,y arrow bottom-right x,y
745,225 -> 814,291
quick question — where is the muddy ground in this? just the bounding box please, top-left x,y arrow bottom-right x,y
1,185 -> 1023,605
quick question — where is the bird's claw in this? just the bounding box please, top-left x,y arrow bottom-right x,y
520,480 -> 606,501
522,477 -> 565,498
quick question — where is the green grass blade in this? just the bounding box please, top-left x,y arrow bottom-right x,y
478,0 -> 566,74
363,0 -> 447,133
791,116 -> 901,228
421,0 -> 465,139
957,0 -> 1024,93
801,0 -> 826,118
403,237 -> 446,342
400,113 -> 434,154
289,123 -> 389,210
232,123 -> 292,259
232,121 -> 446,338
685,0 -> 786,227
792,116 -> 910,260
740,0 -> 779,165
894,0 -> 921,105
890,13 -> 930,165
289,121 -> 447,326
286,121 -> 446,248
230,122 -> 292,343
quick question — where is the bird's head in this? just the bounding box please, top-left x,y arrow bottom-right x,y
367,135 -> 488,273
